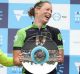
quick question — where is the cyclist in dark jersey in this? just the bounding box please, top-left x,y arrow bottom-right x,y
13,1 -> 64,74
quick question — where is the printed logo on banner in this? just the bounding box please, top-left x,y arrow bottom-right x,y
8,3 -> 34,29
52,12 -> 61,21
60,30 -> 70,55
0,10 -> 3,21
9,0 -> 40,3
13,10 -> 28,21
70,5 -> 80,29
0,3 -> 8,28
70,56 -> 80,74
7,66 -> 22,74
74,11 -> 80,24
57,63 -> 64,74
70,30 -> 80,55
0,29 -> 8,53
70,0 -> 80,4
47,4 -> 70,30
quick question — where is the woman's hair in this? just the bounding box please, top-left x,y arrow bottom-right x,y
28,1 -> 51,17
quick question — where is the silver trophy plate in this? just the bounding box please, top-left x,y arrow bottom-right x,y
21,35 -> 58,74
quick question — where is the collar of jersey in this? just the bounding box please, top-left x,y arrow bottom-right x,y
32,23 -> 46,29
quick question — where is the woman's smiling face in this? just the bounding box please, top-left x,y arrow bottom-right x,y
35,3 -> 52,24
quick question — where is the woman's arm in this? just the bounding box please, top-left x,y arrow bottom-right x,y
0,49 -> 14,67
57,49 -> 64,63
13,50 -> 22,66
